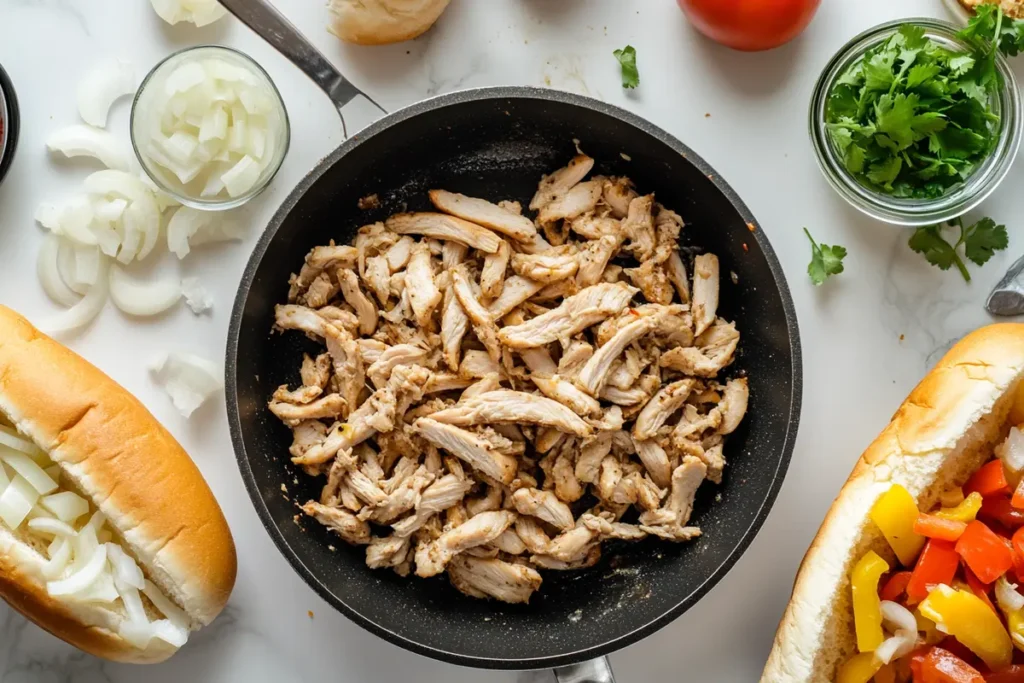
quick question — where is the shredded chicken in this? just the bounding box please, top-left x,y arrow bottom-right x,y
271,156 -> 747,603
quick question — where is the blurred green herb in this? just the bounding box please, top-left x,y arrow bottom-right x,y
613,46 -> 639,89
908,215 -> 1008,282
804,228 -> 847,285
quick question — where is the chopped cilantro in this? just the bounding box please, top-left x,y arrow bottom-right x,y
804,228 -> 847,285
613,46 -> 639,89
908,215 -> 1008,282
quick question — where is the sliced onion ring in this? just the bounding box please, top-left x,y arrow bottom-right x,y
36,255 -> 111,335
47,543 -> 108,597
38,235 -> 83,307
27,517 -> 77,537
77,59 -> 135,129
108,265 -> 181,317
46,125 -> 130,171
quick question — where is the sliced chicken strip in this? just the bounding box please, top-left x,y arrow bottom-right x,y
530,154 -> 594,211
447,555 -> 542,604
424,372 -> 474,394
429,190 -> 537,242
392,474 -> 475,537
595,303 -> 687,346
535,427 -> 567,455
537,179 -> 603,226
633,379 -> 697,440
367,343 -> 428,389
385,235 -> 415,271
441,286 -> 469,372
357,338 -> 388,365
660,320 -> 739,378
337,268 -> 378,336
544,526 -> 598,562
486,275 -> 545,319
607,348 -> 647,391
491,529 -> 527,555
620,195 -> 657,262
466,484 -> 503,516
510,249 -> 580,284
602,177 -> 637,218
639,456 -> 706,529
625,260 -> 674,305
274,304 -> 338,339
406,243 -> 442,328
462,373 -> 503,400
576,233 -> 623,287
363,255 -> 391,305
552,445 -> 584,502
514,517 -> 551,555
633,438 -> 672,489
300,353 -> 332,389
498,282 -> 638,349
452,267 -> 502,362
719,378 -> 749,435
413,418 -> 518,485
480,240 -> 510,298
272,384 -> 322,405
636,475 -> 666,511
458,349 -> 502,379
569,214 -> 622,240
303,271 -> 339,309
577,315 -> 659,396
366,535 -> 411,570
597,455 -> 623,503
301,501 -> 370,545
289,244 -> 358,300
666,251 -> 690,304
291,420 -> 328,461
386,212 -> 501,253
691,253 -> 719,336
533,278 -> 578,303
576,432 -> 612,484
416,510 -> 516,577
430,390 -> 591,436
347,470 -> 389,507
365,466 -> 435,524
531,546 -> 601,570
511,488 -> 574,531
558,341 -> 594,379
672,404 -> 722,444
581,514 -> 647,541
268,394 -> 346,425
519,348 -> 602,417
320,449 -> 357,506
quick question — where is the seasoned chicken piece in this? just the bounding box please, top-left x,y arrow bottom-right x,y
325,329 -> 364,418
320,449 -> 357,506
691,253 -> 719,336
552,445 -> 584,502
537,180 -> 603,226
273,383 -> 322,405
382,455 -> 420,493
530,154 -> 595,211
531,546 -> 601,570
462,374 -> 504,401
510,248 -> 579,284
405,242 -> 442,328
625,260 -> 674,305
299,353 -> 332,390
518,348 -> 601,417
633,438 -> 672,489
354,222 -> 398,275
535,427 -> 567,455
513,517 -> 551,555
576,233 -> 623,288
640,456 -> 706,531
719,378 -> 749,435
466,484 -> 503,516
491,529 -> 527,555
337,268 -> 378,336
440,290 -> 469,372
576,432 -> 612,484
366,535 -> 411,571
544,526 -> 598,562
480,240 -> 510,298
558,341 -> 594,379
301,501 -> 370,545
611,470 -> 641,506
429,190 -> 537,242
274,304 -> 338,339
366,466 -> 435,524
447,555 -> 542,604
589,405 -> 625,432
386,212 -> 501,253
569,213 -> 622,240
486,275 -> 545,319
498,282 -> 637,349
357,338 -> 388,365
347,470 -> 389,507
362,255 -> 391,306
577,315 -> 659,396
269,394 -> 346,425
672,404 -> 722,443
440,240 -> 468,269
452,267 -> 502,362
607,348 -> 646,391
597,455 -> 623,503
303,271 -> 338,309
634,379 -> 697,440
459,349 -> 502,379
666,252 -> 690,304
620,195 -> 657,262
367,343 -> 428,388
413,418 -> 518,485
533,278 -> 578,303
392,474 -> 476,537
430,390 -> 591,437
511,488 -> 574,531
660,320 -> 739,378
581,514 -> 647,541
424,372 -> 474,394
416,510 -> 517,577
290,420 -> 328,461
289,244 -> 358,301
602,177 -> 637,218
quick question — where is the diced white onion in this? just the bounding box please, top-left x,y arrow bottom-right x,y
56,195 -> 100,247
91,223 -> 121,258
93,198 -> 128,223
77,59 -> 135,129
0,426 -> 43,457
875,632 -> 917,665
1,451 -> 58,495
42,538 -> 73,580
40,491 -> 90,524
118,583 -> 148,624
57,238 -> 88,295
0,475 -> 41,530
75,572 -> 120,603
84,510 -> 106,534
36,255 -> 110,335
106,543 -> 145,590
46,125 -> 130,171
880,600 -> 918,634
166,206 -> 234,258
221,155 -> 260,198
997,576 -> 1024,614
181,277 -> 213,314
37,234 -> 82,307
149,352 -> 223,418
999,427 -> 1024,483
44,465 -> 61,481
138,172 -> 180,212
48,543 -> 108,597
35,203 -> 63,231
108,265 -> 181,317
150,0 -> 226,27
143,579 -> 190,628
27,517 -> 77,537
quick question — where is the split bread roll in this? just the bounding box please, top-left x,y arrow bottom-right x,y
950,0 -> 1024,20
328,0 -> 452,45
0,306 -> 236,663
761,323 -> 1024,682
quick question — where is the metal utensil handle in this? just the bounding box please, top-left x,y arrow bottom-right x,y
217,0 -> 384,136
554,657 -> 617,683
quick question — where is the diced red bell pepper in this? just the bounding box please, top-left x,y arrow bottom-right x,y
880,570 -> 914,602
1012,478 -> 1024,511
919,646 -> 985,683
981,497 -> 1024,529
966,461 -> 1011,498
964,566 -> 998,613
957,520 -> 1015,584
917,514 -> 970,542
938,637 -> 985,672
987,665 -> 1024,682
908,540 -> 961,603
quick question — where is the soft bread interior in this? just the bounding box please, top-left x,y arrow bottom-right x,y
762,324 -> 1024,682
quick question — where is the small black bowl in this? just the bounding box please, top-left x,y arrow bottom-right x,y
0,62 -> 19,187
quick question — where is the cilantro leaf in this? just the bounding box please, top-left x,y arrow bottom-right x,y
909,225 -> 961,273
613,46 -> 639,89
908,216 -> 1010,281
863,50 -> 897,91
875,93 -> 919,149
906,63 -> 942,88
949,54 -> 976,75
962,216 -> 1008,265
804,228 -> 847,286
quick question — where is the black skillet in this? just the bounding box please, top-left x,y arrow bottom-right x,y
220,2 -> 802,680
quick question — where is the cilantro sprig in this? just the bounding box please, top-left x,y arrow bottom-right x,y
613,46 -> 639,89
908,215 -> 1008,282
804,228 -> 847,285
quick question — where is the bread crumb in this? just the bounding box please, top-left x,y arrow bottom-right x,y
358,193 -> 380,210
747,222 -> 756,232
704,113 -> 710,118
307,610 -> 315,619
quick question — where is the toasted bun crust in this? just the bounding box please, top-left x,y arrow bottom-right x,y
761,323 -> 1024,682
327,0 -> 451,45
953,0 -> 1024,20
0,306 -> 237,663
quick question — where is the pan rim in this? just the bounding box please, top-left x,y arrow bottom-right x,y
225,85 -> 803,670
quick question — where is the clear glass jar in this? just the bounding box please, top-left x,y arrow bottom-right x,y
808,18 -> 1021,226
131,45 -> 290,211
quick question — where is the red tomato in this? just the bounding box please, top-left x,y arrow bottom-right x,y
676,0 -> 821,52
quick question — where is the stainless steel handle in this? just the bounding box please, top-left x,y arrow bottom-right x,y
987,254 -> 1024,316
218,0 -> 385,136
554,657 -> 617,683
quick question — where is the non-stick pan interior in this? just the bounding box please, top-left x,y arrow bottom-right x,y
228,88 -> 801,669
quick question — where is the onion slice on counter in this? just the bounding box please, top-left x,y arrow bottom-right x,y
150,0 -> 226,27
36,255 -> 111,335
149,352 -> 223,418
108,265 -> 181,317
166,206 -> 240,258
46,125 -> 130,171
181,277 -> 213,314
77,59 -> 135,129
37,234 -> 82,307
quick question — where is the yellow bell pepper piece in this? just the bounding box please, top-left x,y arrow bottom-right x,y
1009,611 -> 1024,652
934,491 -> 983,523
915,609 -> 944,645
919,584 -> 1012,670
837,652 -> 882,683
852,551 -> 889,652
870,485 -> 925,566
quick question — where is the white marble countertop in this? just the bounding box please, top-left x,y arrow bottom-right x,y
0,0 -> 1020,681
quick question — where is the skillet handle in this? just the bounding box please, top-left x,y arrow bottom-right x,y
554,657 -> 617,683
217,0 -> 385,137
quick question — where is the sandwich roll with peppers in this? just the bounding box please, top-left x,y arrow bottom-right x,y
762,324 -> 1024,682
0,306 -> 236,663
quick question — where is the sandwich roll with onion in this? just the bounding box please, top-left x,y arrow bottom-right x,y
0,305 -> 236,663
763,323 -> 1024,682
